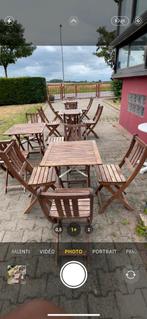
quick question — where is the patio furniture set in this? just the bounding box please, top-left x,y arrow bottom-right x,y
0,98 -> 147,234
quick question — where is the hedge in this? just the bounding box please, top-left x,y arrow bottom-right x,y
0,77 -> 47,105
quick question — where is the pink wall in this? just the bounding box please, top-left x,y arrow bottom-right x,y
119,77 -> 147,143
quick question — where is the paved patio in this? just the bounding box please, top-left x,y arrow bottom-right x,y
0,98 -> 147,243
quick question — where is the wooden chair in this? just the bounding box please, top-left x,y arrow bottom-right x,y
80,97 -> 94,121
0,140 -> 56,213
47,99 -> 63,122
46,136 -> 64,145
25,112 -> 43,152
95,135 -> 147,214
64,123 -> 87,141
0,139 -> 28,193
63,112 -> 80,125
26,112 -> 39,123
38,107 -> 61,138
64,101 -> 78,110
38,188 -> 94,229
82,104 -> 103,138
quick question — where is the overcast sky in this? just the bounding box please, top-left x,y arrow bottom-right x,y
0,0 -> 117,45
0,46 -> 112,81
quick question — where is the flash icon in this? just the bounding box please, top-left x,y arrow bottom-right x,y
4,16 -> 14,26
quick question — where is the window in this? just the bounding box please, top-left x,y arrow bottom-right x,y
129,34 -> 147,66
117,33 -> 147,69
119,0 -> 133,34
117,46 -> 129,69
128,93 -> 146,116
136,0 -> 147,17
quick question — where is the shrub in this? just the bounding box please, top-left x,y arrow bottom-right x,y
0,77 -> 47,105
111,79 -> 122,100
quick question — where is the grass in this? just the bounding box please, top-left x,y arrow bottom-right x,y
0,103 -> 44,140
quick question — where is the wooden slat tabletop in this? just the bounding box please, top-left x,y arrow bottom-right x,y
4,123 -> 46,136
40,140 -> 102,167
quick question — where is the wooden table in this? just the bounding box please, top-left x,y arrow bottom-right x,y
40,140 -> 102,186
4,123 -> 46,155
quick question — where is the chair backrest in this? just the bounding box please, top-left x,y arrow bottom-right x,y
80,97 -> 94,120
93,104 -> 103,122
0,140 -> 12,152
0,140 -> 12,170
63,113 -> 80,124
26,112 -> 39,123
0,140 -> 34,193
38,188 -> 93,221
38,107 -> 49,124
64,123 -> 87,141
119,135 -> 147,182
64,101 -> 78,110
87,97 -> 94,112
47,99 -> 58,116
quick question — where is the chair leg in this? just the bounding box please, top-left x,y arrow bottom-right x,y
95,184 -> 103,194
24,195 -> 37,214
5,170 -> 9,194
97,184 -> 134,214
86,127 -> 99,138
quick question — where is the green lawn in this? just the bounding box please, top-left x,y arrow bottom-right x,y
0,103 -> 44,140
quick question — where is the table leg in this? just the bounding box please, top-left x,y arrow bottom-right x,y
15,134 -> 25,151
55,167 -> 64,188
86,166 -> 90,187
35,133 -> 45,155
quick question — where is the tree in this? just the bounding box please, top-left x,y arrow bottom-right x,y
95,26 -> 116,69
0,19 -> 36,77
95,24 -> 122,100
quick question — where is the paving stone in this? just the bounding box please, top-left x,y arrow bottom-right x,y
116,290 -> 147,319
142,288 -> 147,306
22,228 -> 42,242
88,293 -> 120,319
0,231 -> 5,242
18,277 -> 47,302
0,220 -> 17,231
2,230 -> 24,242
16,220 -> 36,231
60,295 -> 88,314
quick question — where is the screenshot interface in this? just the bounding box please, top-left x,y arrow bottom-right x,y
0,1 -> 147,318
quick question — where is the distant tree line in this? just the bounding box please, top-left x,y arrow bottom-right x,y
48,79 -> 110,83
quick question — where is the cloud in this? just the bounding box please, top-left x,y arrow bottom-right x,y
0,46 -> 112,81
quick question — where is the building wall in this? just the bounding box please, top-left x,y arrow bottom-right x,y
119,77 -> 147,143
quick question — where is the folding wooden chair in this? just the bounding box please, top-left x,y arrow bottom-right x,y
26,112 -> 39,123
47,99 -> 63,122
82,104 -> 103,138
80,97 -> 94,121
38,107 -> 61,138
95,135 -> 147,214
0,140 -> 56,213
63,112 -> 80,125
64,101 -> 78,110
64,123 -> 87,141
46,136 -> 64,145
25,112 -> 43,152
38,188 -> 94,229
0,139 -> 28,193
